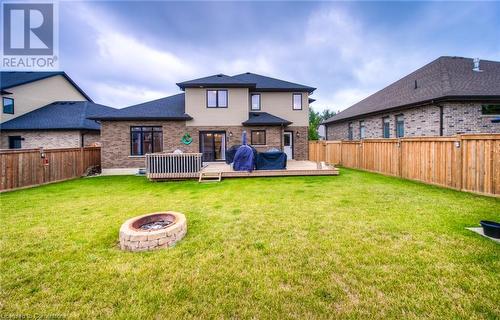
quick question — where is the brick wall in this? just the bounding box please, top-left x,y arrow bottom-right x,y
0,130 -> 96,149
100,121 -> 308,169
326,102 -> 499,140
442,103 -> 499,135
82,132 -> 101,146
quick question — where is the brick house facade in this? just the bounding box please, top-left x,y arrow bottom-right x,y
326,102 -> 499,140
1,72 -> 112,150
324,57 -> 500,140
0,130 -> 100,149
100,120 -> 308,169
92,73 -> 315,171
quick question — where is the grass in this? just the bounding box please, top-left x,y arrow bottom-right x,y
0,169 -> 499,319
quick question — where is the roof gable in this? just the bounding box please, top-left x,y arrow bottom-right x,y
0,71 -> 93,101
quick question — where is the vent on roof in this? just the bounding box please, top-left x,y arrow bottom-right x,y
217,74 -> 223,77
473,58 -> 483,72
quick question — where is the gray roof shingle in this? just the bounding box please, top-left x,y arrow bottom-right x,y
1,101 -> 114,131
323,56 -> 500,124
88,93 -> 192,121
176,72 -> 315,93
177,74 -> 255,89
1,71 -> 93,101
242,112 -> 292,126
232,72 -> 316,93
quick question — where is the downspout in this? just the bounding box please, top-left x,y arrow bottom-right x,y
80,131 -> 85,147
438,105 -> 444,136
280,124 -> 284,151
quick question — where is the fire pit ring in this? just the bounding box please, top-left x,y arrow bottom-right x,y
119,211 -> 187,252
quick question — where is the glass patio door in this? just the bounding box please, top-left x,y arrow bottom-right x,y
200,131 -> 226,162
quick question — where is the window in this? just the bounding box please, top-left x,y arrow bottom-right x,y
8,136 -> 22,149
359,120 -> 366,139
382,117 -> 390,138
348,122 -> 353,140
251,130 -> 266,145
130,126 -> 162,156
207,90 -> 228,108
3,97 -> 14,114
292,93 -> 302,110
396,115 -> 404,138
482,105 -> 500,115
251,94 -> 261,110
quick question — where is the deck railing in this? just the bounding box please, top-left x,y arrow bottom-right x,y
146,153 -> 203,179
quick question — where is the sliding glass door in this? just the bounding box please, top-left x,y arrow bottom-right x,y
199,131 -> 226,162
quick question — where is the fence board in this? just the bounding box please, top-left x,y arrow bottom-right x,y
0,147 -> 100,192
309,134 -> 500,197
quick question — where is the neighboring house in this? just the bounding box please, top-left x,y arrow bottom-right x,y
0,71 -> 112,149
90,73 -> 315,172
317,124 -> 326,140
323,56 -> 500,140
0,101 -> 115,149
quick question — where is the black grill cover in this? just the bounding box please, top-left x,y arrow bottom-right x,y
255,151 -> 287,170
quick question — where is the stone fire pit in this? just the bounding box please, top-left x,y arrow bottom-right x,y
119,212 -> 187,252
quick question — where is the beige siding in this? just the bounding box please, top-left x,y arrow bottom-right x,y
257,92 -> 309,127
185,88 -> 249,126
1,75 -> 88,123
184,88 -> 309,127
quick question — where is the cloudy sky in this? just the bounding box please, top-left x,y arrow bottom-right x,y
59,1 -> 500,111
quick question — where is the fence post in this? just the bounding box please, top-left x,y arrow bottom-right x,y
360,140 -> 364,169
458,135 -> 464,192
398,138 -> 403,177
80,147 -> 85,175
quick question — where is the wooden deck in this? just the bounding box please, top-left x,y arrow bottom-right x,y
148,160 -> 339,180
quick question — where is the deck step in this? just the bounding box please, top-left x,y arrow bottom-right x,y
199,171 -> 222,183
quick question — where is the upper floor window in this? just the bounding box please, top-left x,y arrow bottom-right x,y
348,122 -> 354,140
396,115 -> 404,138
3,97 -> 14,114
130,126 -> 162,156
251,94 -> 261,110
482,105 -> 500,115
359,120 -> 366,139
251,130 -> 266,145
382,117 -> 390,138
207,90 -> 228,108
292,93 -> 302,110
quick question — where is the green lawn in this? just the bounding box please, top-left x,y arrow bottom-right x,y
0,169 -> 499,319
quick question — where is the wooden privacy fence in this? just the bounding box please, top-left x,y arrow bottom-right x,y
309,134 -> 500,197
0,147 -> 101,192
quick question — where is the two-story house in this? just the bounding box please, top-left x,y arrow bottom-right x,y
90,73 -> 316,174
0,72 -> 113,149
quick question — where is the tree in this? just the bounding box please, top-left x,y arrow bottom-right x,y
309,107 -> 336,140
